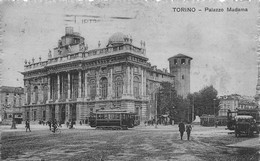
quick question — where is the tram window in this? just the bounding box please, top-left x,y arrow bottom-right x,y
122,114 -> 126,119
104,114 -> 108,119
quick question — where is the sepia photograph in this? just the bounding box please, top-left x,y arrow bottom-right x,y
0,0 -> 259,160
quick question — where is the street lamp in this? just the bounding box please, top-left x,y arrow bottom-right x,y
155,92 -> 158,128
213,98 -> 216,116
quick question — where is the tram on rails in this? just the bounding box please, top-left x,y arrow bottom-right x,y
89,110 -> 140,130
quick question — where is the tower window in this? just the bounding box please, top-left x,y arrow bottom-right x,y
174,59 -> 177,64
182,75 -> 184,79
181,59 -> 185,64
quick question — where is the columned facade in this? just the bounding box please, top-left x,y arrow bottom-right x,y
22,29 -> 175,124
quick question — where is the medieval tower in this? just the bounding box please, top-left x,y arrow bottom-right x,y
168,54 -> 192,98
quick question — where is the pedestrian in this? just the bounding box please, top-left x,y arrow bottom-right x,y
52,119 -> 58,133
48,120 -> 52,131
178,120 -> 185,140
66,121 -> 69,128
59,121 -> 62,127
80,121 -> 82,126
215,120 -> 218,128
186,123 -> 192,140
25,120 -> 31,132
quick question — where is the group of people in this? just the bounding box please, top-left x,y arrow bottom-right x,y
66,120 -> 78,129
178,120 -> 192,140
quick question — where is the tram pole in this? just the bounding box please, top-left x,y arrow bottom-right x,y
155,92 -> 158,128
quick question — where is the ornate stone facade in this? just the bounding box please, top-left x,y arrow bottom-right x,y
22,27 -> 177,124
0,86 -> 25,124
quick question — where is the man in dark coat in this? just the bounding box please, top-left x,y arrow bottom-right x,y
178,120 -> 185,140
186,123 -> 192,140
25,120 -> 31,132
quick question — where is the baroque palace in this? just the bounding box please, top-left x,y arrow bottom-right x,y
22,27 -> 192,124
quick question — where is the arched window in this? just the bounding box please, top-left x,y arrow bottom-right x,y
27,86 -> 31,104
34,86 -> 39,104
100,77 -> 108,99
133,76 -> 140,98
90,79 -> 96,100
114,76 -> 123,98
43,85 -> 48,103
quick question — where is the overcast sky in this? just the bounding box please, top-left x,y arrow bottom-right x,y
0,1 -> 258,96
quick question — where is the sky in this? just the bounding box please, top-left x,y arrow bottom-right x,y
0,0 -> 258,97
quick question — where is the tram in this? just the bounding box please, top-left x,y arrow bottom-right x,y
89,110 -> 139,130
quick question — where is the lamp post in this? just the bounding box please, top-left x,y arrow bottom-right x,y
213,98 -> 216,116
155,92 -> 158,128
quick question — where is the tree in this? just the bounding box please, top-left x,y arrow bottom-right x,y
157,82 -> 190,123
188,85 -> 220,117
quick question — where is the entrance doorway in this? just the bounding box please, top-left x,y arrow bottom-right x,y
70,103 -> 76,121
60,105 -> 66,124
51,105 -> 55,121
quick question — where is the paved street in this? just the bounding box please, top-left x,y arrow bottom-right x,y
1,124 -> 259,161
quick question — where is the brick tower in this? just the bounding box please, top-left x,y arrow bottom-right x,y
168,54 -> 192,98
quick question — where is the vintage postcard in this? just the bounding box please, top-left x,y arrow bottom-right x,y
0,0 -> 259,160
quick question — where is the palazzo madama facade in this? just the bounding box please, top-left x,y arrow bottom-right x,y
22,27 -> 191,124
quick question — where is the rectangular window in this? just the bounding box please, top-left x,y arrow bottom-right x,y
174,59 -> 177,64
33,110 -> 37,121
181,59 -> 185,64
14,94 -> 16,106
26,111 -> 30,120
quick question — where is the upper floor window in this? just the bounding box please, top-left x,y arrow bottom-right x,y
174,59 -> 177,64
14,94 -> 16,106
100,77 -> 108,99
181,59 -> 185,64
114,76 -> 123,98
34,86 -> 39,104
90,79 -> 96,100
134,76 -> 140,98
5,93 -> 9,104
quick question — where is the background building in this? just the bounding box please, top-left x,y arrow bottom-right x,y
218,94 -> 257,117
0,86 -> 25,124
22,27 -> 191,124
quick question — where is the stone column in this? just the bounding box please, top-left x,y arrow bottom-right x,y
85,71 -> 89,99
141,68 -> 143,97
47,76 -> 51,100
143,69 -> 147,96
30,85 -> 34,105
55,105 -> 60,121
127,66 -> 130,95
78,71 -> 82,98
96,70 -> 100,99
25,87 -> 28,104
109,68 -> 113,98
131,67 -> 134,95
68,72 -> 71,99
57,74 -> 60,100
65,104 -> 70,122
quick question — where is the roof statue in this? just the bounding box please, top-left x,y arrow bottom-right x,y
48,49 -> 52,59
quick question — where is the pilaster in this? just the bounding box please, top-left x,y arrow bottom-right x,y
78,71 -> 82,98
108,68 -> 113,99
67,72 -> 71,100
57,74 -> 60,100
47,76 -> 51,101
96,71 -> 100,100
84,71 -> 89,99
55,105 -> 60,121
